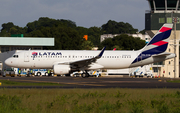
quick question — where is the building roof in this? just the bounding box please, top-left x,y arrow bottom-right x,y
148,0 -> 180,11
0,37 -> 54,46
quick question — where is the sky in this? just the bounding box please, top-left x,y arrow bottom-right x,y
0,0 -> 149,31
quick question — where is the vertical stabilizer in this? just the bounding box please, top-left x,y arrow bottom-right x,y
132,23 -> 173,64
142,23 -> 173,54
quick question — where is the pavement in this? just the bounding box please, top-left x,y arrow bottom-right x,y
0,76 -> 180,88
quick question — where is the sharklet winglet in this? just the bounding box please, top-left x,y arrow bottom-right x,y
97,46 -> 106,58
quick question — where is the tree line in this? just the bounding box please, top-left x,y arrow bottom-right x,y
0,17 -> 145,50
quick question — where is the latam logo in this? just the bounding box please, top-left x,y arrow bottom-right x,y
32,52 -> 62,56
32,52 -> 38,56
32,52 -> 38,60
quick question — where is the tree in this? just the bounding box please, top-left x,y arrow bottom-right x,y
0,17 -> 144,51
1,22 -> 14,32
26,17 -> 77,33
0,22 -> 26,37
87,27 -> 102,46
101,20 -> 138,34
139,29 -> 146,34
81,40 -> 94,50
99,34 -> 145,50
99,38 -> 114,50
112,45 -> 122,50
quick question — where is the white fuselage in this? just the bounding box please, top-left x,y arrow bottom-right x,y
5,50 -> 175,70
5,50 -> 138,69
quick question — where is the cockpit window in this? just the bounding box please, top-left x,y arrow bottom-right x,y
12,55 -> 18,58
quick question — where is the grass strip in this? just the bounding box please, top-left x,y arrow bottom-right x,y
0,88 -> 180,113
167,79 -> 180,83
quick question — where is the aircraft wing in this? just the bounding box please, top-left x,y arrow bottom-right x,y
58,47 -> 106,69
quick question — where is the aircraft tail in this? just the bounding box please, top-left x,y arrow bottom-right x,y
132,23 -> 173,64
142,24 -> 173,54
141,23 -> 173,54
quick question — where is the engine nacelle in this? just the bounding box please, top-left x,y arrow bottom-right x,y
53,65 -> 70,75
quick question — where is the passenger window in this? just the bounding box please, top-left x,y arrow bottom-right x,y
13,55 -> 18,58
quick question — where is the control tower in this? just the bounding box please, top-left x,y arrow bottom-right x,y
146,0 -> 180,78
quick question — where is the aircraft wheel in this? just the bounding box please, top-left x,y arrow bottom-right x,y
82,72 -> 90,78
82,73 -> 86,78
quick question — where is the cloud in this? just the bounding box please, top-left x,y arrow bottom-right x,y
0,0 -> 149,30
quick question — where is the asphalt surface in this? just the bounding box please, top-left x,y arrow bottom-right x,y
0,76 -> 180,88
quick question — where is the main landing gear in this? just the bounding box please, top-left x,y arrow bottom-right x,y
81,71 -> 89,78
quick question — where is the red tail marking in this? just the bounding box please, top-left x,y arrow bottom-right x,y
159,27 -> 172,32
152,41 -> 168,46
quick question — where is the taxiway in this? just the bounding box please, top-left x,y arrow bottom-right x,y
0,76 -> 179,88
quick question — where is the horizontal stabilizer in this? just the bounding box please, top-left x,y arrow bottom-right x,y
152,52 -> 176,57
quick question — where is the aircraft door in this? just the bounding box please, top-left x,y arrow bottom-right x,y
24,52 -> 29,62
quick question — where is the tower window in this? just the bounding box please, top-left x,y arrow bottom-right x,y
159,18 -> 165,23
167,17 -> 172,23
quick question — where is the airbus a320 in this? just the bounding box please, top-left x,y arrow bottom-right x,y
5,24 -> 175,77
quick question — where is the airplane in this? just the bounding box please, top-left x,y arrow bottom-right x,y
5,23 -> 175,77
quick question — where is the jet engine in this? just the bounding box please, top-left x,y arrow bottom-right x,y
53,65 -> 70,75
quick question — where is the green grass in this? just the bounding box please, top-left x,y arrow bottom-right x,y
0,80 -> 63,86
0,88 -> 180,113
167,79 -> 180,83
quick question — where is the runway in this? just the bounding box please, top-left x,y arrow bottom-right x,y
0,76 -> 180,88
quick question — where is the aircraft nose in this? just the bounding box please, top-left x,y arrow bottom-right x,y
5,58 -> 11,66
